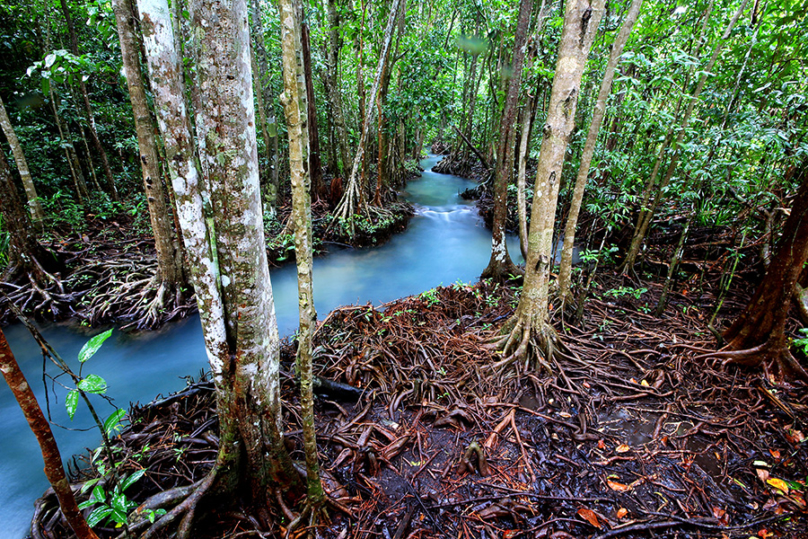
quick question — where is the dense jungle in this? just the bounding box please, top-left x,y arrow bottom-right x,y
0,0 -> 807,538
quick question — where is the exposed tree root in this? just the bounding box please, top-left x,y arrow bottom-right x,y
489,315 -> 559,374
697,336 -> 808,381
138,469 -> 216,539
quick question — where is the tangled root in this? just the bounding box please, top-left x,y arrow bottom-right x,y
697,337 -> 808,382
488,315 -> 561,374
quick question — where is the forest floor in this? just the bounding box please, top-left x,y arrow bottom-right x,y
0,193 -> 413,329
32,245 -> 808,539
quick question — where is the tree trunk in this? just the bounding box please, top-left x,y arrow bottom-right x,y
494,0 -> 605,372
250,0 -> 280,209
49,85 -> 89,202
333,0 -> 403,227
0,95 -> 44,229
556,0 -> 642,299
711,161 -> 808,380
0,330 -> 99,539
112,0 -> 185,297
301,20 -> 325,202
324,0 -> 352,177
0,151 -> 55,283
623,0 -> 748,270
137,0 -> 300,523
58,0 -> 118,201
481,0 -> 534,282
278,0 -> 324,511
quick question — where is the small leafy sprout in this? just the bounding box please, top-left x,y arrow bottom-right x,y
66,329 -> 113,420
793,328 -> 808,355
420,288 -> 440,307
79,469 -> 146,527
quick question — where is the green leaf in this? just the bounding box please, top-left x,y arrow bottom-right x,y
78,374 -> 107,395
120,469 -> 145,492
87,506 -> 113,527
65,390 -> 79,420
104,409 -> 126,436
79,329 -> 113,363
41,77 -> 50,95
44,53 -> 56,68
78,499 -> 96,510
80,477 -> 101,494
91,484 -> 106,503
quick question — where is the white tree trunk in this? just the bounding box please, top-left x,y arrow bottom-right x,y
0,95 -> 44,228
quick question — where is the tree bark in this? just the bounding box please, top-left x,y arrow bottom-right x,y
112,0 -> 184,292
278,0 -> 324,509
324,0 -> 352,177
0,330 -> 99,539
250,0 -> 280,209
481,0 -> 534,282
495,0 -> 605,372
714,161 -> 808,379
301,20 -> 325,202
0,95 -> 44,228
58,0 -> 118,201
137,0 -> 300,519
556,0 -> 643,298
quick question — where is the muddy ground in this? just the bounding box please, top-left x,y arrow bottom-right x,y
32,256 -> 808,538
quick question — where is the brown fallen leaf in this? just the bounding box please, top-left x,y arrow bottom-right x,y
785,429 -> 805,444
607,479 -> 631,492
769,449 -> 781,459
757,468 -> 770,482
577,507 -> 601,529
616,444 -> 630,453
616,508 -> 628,519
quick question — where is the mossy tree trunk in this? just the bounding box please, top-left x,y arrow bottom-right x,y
0,95 -> 44,229
494,0 -> 605,372
278,0 -> 325,511
137,0 -> 300,522
556,0 -> 643,299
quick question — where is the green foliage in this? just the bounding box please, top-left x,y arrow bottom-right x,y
420,288 -> 440,306
604,286 -> 648,300
0,214 -> 9,270
793,328 -> 808,356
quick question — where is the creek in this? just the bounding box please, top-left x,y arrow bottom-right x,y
1,154 -> 527,537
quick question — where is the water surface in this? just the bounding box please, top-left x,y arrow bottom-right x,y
1,154 -> 521,536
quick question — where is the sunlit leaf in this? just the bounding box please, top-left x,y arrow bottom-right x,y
65,390 -> 79,420
79,329 -> 113,363
78,374 -> 107,394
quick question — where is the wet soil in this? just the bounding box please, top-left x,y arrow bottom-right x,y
32,266 -> 808,539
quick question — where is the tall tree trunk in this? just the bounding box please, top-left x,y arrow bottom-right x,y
702,161 -> 808,380
481,0 -> 534,282
0,96 -> 44,228
0,330 -> 99,539
250,0 -> 280,209
494,0 -> 605,372
49,86 -> 89,202
301,20 -> 325,202
333,0 -> 403,227
623,0 -> 748,270
278,0 -> 324,512
112,0 -> 185,309
556,0 -> 643,299
324,0 -> 352,176
58,0 -> 118,201
137,0 -> 300,524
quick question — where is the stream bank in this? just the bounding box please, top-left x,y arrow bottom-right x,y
32,274 -> 808,538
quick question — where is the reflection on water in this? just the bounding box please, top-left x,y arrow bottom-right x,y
0,154 -> 521,536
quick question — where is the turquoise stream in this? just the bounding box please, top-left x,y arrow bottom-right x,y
0,155 -> 522,536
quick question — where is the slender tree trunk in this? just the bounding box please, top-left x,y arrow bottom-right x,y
49,86 -> 89,202
0,330 -> 99,539
623,0 -> 748,270
324,0 -> 352,176
138,0 -> 300,520
481,0 -> 534,281
557,0 -> 643,298
301,20 -> 324,201
278,0 -> 324,509
495,0 -> 605,372
0,151 -> 55,283
0,96 -> 44,228
333,0 -> 403,226
58,0 -> 118,201
250,0 -> 280,209
112,0 -> 184,295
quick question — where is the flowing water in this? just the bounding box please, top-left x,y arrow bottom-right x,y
1,154 -> 528,536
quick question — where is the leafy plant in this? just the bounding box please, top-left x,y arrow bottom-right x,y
603,286 -> 648,300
